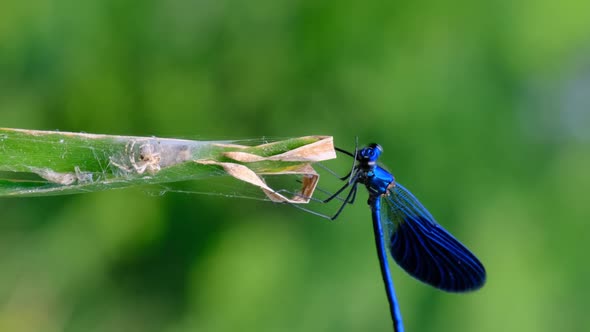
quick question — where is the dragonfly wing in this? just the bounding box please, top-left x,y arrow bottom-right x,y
382,183 -> 486,292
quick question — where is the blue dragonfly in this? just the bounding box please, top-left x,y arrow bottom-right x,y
308,143 -> 486,332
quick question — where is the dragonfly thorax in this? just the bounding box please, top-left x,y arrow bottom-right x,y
361,165 -> 395,197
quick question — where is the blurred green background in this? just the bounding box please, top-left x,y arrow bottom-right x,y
2,0 -> 590,331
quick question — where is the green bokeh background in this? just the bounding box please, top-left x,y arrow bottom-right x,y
2,1 -> 590,331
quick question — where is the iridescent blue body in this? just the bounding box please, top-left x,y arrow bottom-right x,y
327,144 -> 486,332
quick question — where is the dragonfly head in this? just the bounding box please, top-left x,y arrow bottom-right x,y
357,143 -> 383,164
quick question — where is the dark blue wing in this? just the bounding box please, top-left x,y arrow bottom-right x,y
382,183 -> 486,292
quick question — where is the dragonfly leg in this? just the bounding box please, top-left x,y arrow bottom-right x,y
280,183 -> 358,221
292,179 -> 349,203
302,184 -> 348,203
323,172 -> 360,203
335,147 -> 355,158
335,146 -> 359,181
347,183 -> 359,205
317,147 -> 355,180
273,188 -> 345,204
328,184 -> 358,220
315,162 -> 351,181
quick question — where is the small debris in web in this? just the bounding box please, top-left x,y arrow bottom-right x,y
32,166 -> 94,186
